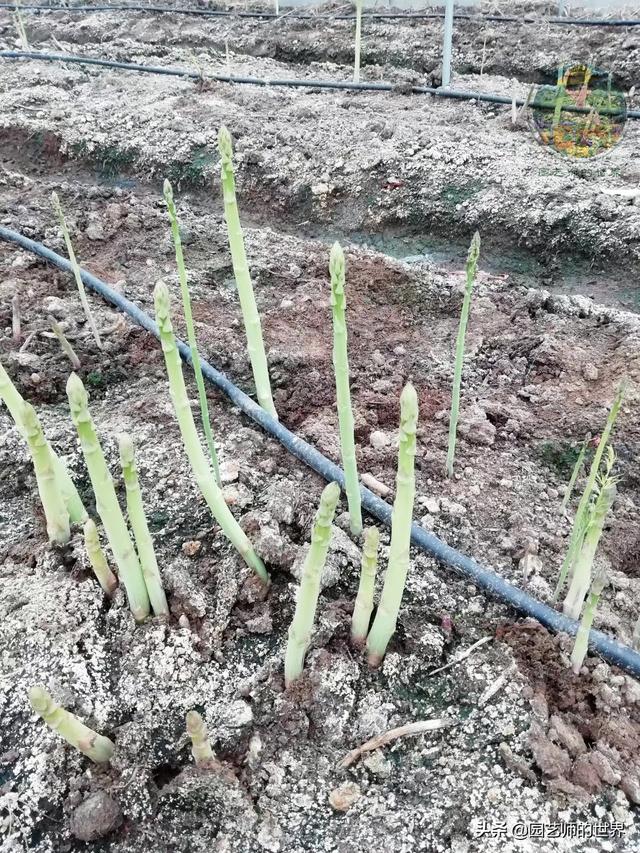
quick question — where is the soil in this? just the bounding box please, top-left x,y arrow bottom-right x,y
1,2 -> 640,852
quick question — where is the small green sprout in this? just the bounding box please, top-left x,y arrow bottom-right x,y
217,126 -> 277,420
154,281 -> 268,583
570,567 -> 607,674
83,519 -> 118,597
351,526 -> 380,646
285,481 -> 341,686
562,433 -> 591,510
28,685 -> 114,764
446,231 -> 480,478
329,242 -> 362,536
22,402 -> 70,545
366,383 -> 418,666
66,373 -> 150,622
51,192 -> 103,350
354,0 -> 363,83
163,178 -> 221,485
119,433 -> 169,617
186,710 -> 219,769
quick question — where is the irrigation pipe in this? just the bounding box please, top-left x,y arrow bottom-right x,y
1,3 -> 639,25
1,51 -> 639,119
1,224 -> 639,679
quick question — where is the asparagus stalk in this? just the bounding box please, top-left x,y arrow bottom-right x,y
118,433 -> 169,617
22,402 -> 70,544
354,0 -> 363,83
217,127 -> 277,419
562,433 -> 591,510
633,615 -> 640,653
284,481 -> 340,686
153,281 -> 268,583
28,685 -> 114,764
366,383 -> 418,666
446,232 -> 480,478
50,317 -> 81,370
563,478 -> 616,621
351,526 -> 380,646
554,384 -> 625,600
51,192 -> 103,350
163,179 -> 221,486
66,373 -> 150,622
83,519 -> 118,597
0,361 -> 87,523
329,242 -> 362,536
186,711 -> 218,769
570,568 -> 607,674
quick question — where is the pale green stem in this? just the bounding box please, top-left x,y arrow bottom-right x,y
354,0 -> 363,83
51,192 -> 103,350
564,482 -> 616,621
217,127 -> 277,419
285,481 -> 340,686
118,432 -> 169,617
570,568 -> 607,674
154,281 -> 268,583
446,231 -> 480,478
554,384 -> 625,600
83,519 -> 118,597
163,179 -> 221,486
14,0 -> 29,50
562,433 -> 590,510
0,360 -> 87,523
22,402 -> 70,544
634,615 -> 640,653
29,685 -> 114,763
366,383 -> 418,666
351,526 -> 380,645
66,373 -> 150,622
12,294 -> 20,343
50,317 -> 81,370
186,710 -> 218,768
329,242 -> 362,536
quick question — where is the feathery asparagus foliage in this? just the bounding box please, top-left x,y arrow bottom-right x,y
351,526 -> 380,646
217,126 -> 277,419
118,433 -> 169,616
446,231 -> 480,478
154,280 -> 268,583
570,567 -> 607,674
29,685 -> 114,763
0,360 -> 87,524
67,373 -> 150,622
22,402 -> 70,544
562,433 -> 591,510
186,710 -> 218,768
366,383 -> 418,666
285,481 -> 340,686
554,383 -> 625,601
83,519 -> 118,597
163,179 -> 221,486
51,192 -> 103,350
353,0 -> 363,83
329,242 -> 362,536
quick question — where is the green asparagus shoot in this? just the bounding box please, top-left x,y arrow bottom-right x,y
285,481 -> 341,686
217,127 -> 277,419
66,373 -> 150,622
50,317 -> 81,370
118,433 -> 169,617
570,567 -> 607,674
554,384 -> 625,600
153,281 -> 268,583
446,231 -> 480,478
22,402 -> 70,544
186,710 -> 219,769
83,519 -> 118,597
0,359 -> 87,523
14,0 -> 29,50
28,685 -> 114,763
366,382 -> 418,666
329,242 -> 362,536
351,526 -> 380,646
51,192 -> 103,350
633,615 -> 640,652
562,433 -> 591,510
354,0 -> 363,83
163,179 -> 221,486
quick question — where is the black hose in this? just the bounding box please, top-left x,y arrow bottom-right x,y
1,224 -> 639,678
1,3 -> 639,26
1,51 -> 639,119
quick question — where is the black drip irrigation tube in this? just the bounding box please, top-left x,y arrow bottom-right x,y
1,3 -> 639,26
1,224 -> 639,679
1,51 -> 640,119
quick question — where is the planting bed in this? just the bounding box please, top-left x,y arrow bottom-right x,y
1,2 -> 640,851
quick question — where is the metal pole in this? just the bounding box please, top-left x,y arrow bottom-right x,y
441,0 -> 454,88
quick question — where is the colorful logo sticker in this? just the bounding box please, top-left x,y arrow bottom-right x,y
529,63 -> 627,158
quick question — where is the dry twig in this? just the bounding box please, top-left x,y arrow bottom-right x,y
338,718 -> 456,769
